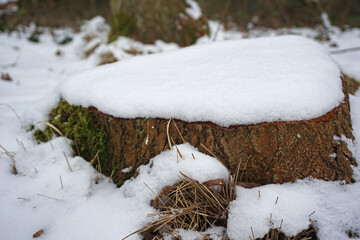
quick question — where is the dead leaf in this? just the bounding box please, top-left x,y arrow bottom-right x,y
33,229 -> 44,238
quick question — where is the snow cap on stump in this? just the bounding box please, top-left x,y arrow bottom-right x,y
61,35 -> 342,126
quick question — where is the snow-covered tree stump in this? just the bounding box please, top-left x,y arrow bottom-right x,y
85,77 -> 355,186
52,36 -> 356,186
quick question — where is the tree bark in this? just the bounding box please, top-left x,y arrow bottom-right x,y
85,77 -> 356,186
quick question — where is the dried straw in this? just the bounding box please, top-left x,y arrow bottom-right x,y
123,172 -> 235,239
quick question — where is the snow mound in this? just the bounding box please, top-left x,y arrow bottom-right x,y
60,35 -> 343,126
80,16 -> 109,43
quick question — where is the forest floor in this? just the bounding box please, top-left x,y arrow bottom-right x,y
0,18 -> 360,240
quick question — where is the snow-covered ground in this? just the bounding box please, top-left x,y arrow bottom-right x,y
1,18 -> 360,240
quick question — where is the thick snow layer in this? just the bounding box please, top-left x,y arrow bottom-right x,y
61,35 -> 343,126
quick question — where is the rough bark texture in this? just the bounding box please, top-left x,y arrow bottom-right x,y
85,78 -> 355,186
109,0 -> 209,46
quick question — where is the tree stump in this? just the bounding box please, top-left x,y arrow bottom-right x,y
68,77 -> 354,186
42,36 -> 356,187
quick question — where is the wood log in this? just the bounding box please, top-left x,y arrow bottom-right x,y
82,77 -> 356,186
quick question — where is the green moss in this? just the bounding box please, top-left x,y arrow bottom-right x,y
108,11 -> 135,43
34,127 -> 54,142
35,100 -> 109,164
136,119 -> 146,137
59,36 -> 73,45
28,25 -> 43,43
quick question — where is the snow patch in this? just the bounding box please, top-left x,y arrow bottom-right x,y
321,12 -> 332,29
185,0 -> 202,20
80,16 -> 110,43
227,180 -> 360,240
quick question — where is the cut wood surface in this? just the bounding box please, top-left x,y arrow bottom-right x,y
84,78 -> 355,186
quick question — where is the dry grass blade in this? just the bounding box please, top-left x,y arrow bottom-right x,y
143,182 -> 166,207
16,138 -> 26,152
59,176 -> 64,189
90,150 -> 100,166
170,137 -> 183,159
17,197 -> 30,201
63,151 -> 72,172
35,121 -> 71,148
257,224 -> 317,240
37,194 -> 61,201
166,118 -> 173,150
36,121 -> 64,136
309,211 -> 315,217
96,154 -> 103,179
126,173 -> 231,239
0,103 -> 23,127
109,168 -> 116,183
200,143 -> 230,174
0,144 -> 16,162
172,120 -> 186,144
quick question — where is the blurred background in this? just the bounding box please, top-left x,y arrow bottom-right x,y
1,0 -> 360,34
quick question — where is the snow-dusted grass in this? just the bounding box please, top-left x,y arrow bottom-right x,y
1,18 -> 360,240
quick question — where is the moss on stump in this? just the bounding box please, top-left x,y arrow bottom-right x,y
34,100 -> 110,174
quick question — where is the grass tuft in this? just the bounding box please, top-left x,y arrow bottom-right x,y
123,171 -> 237,239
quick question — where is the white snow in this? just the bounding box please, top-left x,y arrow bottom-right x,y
80,16 -> 110,44
0,139 -> 228,240
321,12 -> 332,30
185,0 -> 202,20
0,0 -> 17,4
1,16 -> 360,240
227,179 -> 360,240
329,28 -> 360,80
61,35 -> 343,127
